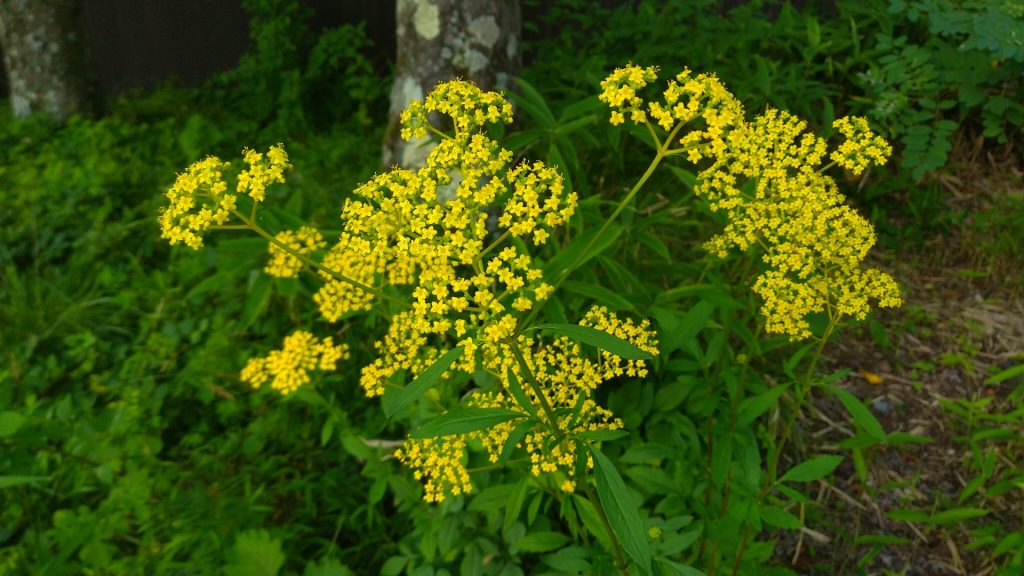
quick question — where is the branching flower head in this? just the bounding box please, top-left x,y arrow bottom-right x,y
397,307 -> 659,502
401,79 -> 514,139
237,144 -> 290,202
598,64 -> 659,126
158,156 -> 234,249
831,116 -> 892,175
240,330 -> 348,395
159,145 -> 291,250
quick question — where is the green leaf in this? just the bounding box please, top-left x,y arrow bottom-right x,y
302,558 -> 354,576
833,387 -> 886,442
760,505 -> 803,529
469,483 -> 518,513
887,509 -> 929,522
410,407 -> 525,439
656,301 -> 715,354
505,367 -> 539,419
509,77 -> 556,128
577,429 -> 629,442
544,225 -> 623,279
386,347 -> 464,418
591,447 -> 652,574
985,363 -> 1024,385
517,531 -> 571,553
735,384 -> 790,428
320,418 -> 334,447
241,274 -> 272,329
562,280 -> 637,311
926,507 -> 989,525
0,476 -> 49,489
0,411 -> 26,438
505,476 -> 530,529
224,530 -> 285,576
778,455 -> 844,484
542,546 -> 592,572
499,420 -> 534,467
529,324 -> 652,360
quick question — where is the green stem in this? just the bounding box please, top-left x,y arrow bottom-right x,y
515,121 -> 686,334
477,229 -> 512,263
506,338 -> 560,433
231,210 -> 407,308
764,314 -> 840,492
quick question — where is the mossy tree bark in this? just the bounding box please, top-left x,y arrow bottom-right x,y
384,0 -> 521,168
0,0 -> 95,121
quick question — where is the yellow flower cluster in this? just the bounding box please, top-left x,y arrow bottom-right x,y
598,64 -> 659,126
831,116 -> 893,175
339,81 -> 576,394
400,80 -> 514,139
159,145 -> 291,250
598,65 -> 899,339
240,330 -> 348,394
158,156 -> 234,249
683,93 -> 898,338
237,144 -> 290,202
395,435 -> 471,503
264,226 -> 326,278
599,65 -> 744,162
398,308 -> 659,501
312,233 -> 415,322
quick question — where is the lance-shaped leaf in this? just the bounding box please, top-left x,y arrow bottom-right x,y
410,406 -> 526,439
529,324 -> 652,360
385,346 -> 464,418
591,446 -> 653,574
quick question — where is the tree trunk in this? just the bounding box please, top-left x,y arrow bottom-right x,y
384,0 -> 521,168
0,0 -> 94,121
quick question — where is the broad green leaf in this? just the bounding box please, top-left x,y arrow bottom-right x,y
386,347 -> 464,418
224,529 -> 285,576
410,407 -> 525,439
760,505 -> 802,529
656,301 -> 715,354
833,387 -> 886,442
0,411 -> 26,438
469,483 -> 518,513
529,324 -> 652,360
542,546 -> 592,572
778,455 -> 844,484
735,384 -> 790,428
241,274 -> 272,328
517,531 -> 570,553
592,447 -> 652,574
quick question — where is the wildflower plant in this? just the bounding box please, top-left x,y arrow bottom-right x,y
159,66 -> 901,574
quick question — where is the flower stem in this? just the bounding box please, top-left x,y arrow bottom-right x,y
231,210 -> 408,308
582,481 -> 630,575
